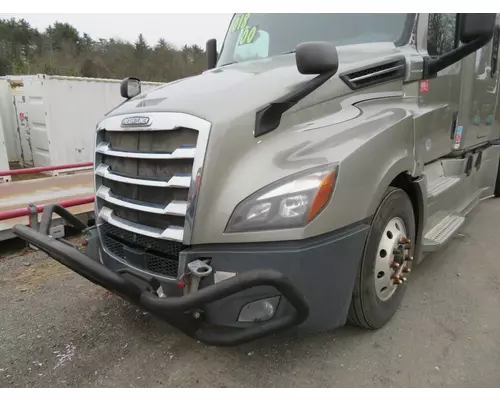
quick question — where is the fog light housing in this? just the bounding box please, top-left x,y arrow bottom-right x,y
237,296 -> 281,322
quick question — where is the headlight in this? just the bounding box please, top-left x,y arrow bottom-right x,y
225,163 -> 338,233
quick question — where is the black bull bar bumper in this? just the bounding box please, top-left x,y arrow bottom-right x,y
12,211 -> 310,346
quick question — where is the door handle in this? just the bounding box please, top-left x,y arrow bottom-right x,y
450,111 -> 458,140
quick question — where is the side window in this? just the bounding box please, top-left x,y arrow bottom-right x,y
490,26 -> 500,77
427,13 -> 458,56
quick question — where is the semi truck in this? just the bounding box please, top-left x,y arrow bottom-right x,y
12,13 -> 500,346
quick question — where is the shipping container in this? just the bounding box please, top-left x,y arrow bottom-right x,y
1,74 -> 163,168
0,78 -> 19,165
0,111 -> 9,181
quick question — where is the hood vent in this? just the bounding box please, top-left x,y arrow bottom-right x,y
340,58 -> 406,90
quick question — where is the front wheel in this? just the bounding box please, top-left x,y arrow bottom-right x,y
348,187 -> 415,329
494,155 -> 500,197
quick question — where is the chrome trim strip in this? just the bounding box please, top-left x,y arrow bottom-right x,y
97,112 -> 211,133
96,142 -> 196,159
168,175 -> 192,188
95,164 -> 191,188
96,186 -> 187,216
99,206 -> 184,242
350,65 -> 405,83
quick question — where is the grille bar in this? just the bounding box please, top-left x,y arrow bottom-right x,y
96,186 -> 188,216
95,164 -> 191,188
99,206 -> 184,242
96,142 -> 196,159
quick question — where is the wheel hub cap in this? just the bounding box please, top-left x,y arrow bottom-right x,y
374,217 -> 413,301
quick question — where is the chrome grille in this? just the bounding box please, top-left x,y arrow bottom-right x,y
94,112 -> 211,280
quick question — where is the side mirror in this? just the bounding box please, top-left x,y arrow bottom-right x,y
206,38 -> 218,70
424,13 -> 497,78
459,13 -> 496,44
120,77 -> 141,99
295,41 -> 339,75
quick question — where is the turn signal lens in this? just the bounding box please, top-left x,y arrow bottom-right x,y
307,170 -> 336,222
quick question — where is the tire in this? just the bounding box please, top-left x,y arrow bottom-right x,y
348,187 -> 415,329
494,156 -> 500,197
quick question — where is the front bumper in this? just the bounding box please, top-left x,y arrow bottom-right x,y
12,216 -> 309,347
13,205 -> 370,346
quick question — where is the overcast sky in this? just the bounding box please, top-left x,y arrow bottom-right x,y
0,13 -> 233,48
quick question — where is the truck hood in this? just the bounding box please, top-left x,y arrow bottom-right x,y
105,42 -> 405,124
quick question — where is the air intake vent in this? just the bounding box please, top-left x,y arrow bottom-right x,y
340,58 -> 406,90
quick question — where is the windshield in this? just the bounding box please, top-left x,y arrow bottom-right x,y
218,13 -> 412,66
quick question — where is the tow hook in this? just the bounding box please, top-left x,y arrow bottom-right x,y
181,260 -> 213,320
185,259 -> 213,295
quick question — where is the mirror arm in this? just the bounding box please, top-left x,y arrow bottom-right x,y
423,35 -> 492,78
254,70 -> 336,137
104,99 -> 129,117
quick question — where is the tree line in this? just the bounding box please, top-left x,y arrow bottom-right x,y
0,18 -> 207,83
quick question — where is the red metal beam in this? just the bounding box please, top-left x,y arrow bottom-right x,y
0,162 -> 93,177
0,196 -> 95,221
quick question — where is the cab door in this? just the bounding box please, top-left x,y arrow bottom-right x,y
413,14 -> 476,230
465,25 -> 499,144
414,13 -> 462,165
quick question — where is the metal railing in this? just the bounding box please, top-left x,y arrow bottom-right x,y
0,196 -> 95,222
0,162 -> 93,177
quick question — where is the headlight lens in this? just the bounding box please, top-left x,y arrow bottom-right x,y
225,163 -> 338,233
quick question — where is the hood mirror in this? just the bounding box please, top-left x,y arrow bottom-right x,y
206,38 -> 218,70
255,42 -> 339,137
295,41 -> 339,75
120,77 -> 141,99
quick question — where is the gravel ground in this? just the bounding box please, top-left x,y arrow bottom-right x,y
1,198 -> 500,388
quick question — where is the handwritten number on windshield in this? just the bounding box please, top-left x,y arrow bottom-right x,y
231,13 -> 251,32
239,26 -> 258,45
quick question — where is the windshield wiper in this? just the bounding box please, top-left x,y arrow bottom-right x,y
218,61 -> 238,67
219,51 -> 294,68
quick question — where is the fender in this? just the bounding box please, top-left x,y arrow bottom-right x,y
303,97 -> 417,238
349,95 -> 427,264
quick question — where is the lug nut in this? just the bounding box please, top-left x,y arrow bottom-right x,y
403,267 -> 411,273
405,255 -> 413,261
391,262 -> 400,269
193,311 -> 201,319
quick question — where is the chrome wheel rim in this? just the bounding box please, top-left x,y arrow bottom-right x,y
374,217 -> 412,302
